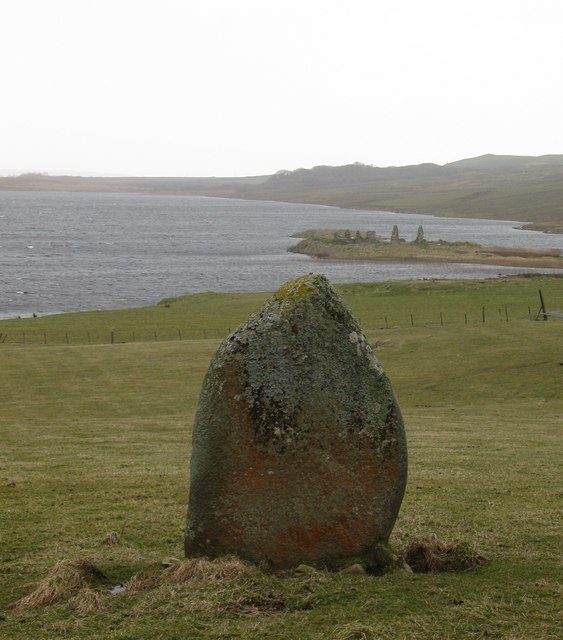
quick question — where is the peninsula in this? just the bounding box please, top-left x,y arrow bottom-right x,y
289,226 -> 563,269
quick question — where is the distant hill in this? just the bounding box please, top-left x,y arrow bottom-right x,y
246,154 -> 563,230
444,153 -> 563,171
1,154 -> 562,231
265,161 -> 451,188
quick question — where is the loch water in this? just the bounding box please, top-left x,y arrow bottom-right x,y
1,190 -> 561,317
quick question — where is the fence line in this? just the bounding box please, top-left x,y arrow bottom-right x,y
0,304 -> 547,347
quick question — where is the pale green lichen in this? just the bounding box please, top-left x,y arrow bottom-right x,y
211,274 -> 399,452
185,273 -> 407,568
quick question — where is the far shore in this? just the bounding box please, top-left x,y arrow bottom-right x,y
518,221 -> 563,234
1,173 -> 561,235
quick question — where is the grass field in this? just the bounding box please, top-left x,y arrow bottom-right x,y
0,276 -> 562,639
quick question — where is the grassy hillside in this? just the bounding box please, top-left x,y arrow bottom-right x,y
250,156 -> 563,227
0,173 -> 268,195
0,276 -> 562,639
2,154 -> 562,228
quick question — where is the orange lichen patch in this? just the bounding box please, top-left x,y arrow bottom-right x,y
185,274 -> 407,569
276,520 -> 361,561
196,418 -> 402,567
238,464 -> 264,491
211,514 -> 246,551
374,454 -> 400,487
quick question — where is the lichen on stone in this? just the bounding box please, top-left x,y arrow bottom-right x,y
185,273 -> 407,569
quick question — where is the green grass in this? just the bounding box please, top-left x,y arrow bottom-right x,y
1,276 -> 561,346
1,276 -> 562,639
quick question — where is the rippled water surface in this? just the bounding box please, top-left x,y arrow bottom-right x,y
1,190 -> 561,316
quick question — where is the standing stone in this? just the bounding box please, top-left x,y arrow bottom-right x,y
415,225 -> 425,243
185,274 -> 407,570
366,230 -> 377,242
344,229 -> 352,241
390,225 -> 400,244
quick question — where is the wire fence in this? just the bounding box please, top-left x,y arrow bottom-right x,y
0,304 -> 546,347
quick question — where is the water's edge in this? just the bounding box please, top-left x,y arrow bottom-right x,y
1,191 -> 561,317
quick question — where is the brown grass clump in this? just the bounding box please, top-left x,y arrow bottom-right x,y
68,587 -> 104,614
330,622 -> 379,640
404,536 -> 486,573
9,559 -> 106,610
221,592 -> 287,616
101,531 -> 122,546
124,572 -> 161,593
162,556 -> 256,584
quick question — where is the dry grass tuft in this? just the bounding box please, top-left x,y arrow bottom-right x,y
162,556 -> 256,584
68,587 -> 104,614
9,559 -> 106,610
125,572 -> 161,593
404,536 -> 486,573
330,622 -> 380,640
221,592 -> 287,616
101,531 -> 122,546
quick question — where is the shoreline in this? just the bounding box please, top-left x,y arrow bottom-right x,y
518,222 -> 563,234
1,185 -> 561,235
289,231 -> 563,270
1,272 -> 562,321
291,251 -> 563,270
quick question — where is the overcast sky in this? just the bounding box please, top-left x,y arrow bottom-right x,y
1,0 -> 562,176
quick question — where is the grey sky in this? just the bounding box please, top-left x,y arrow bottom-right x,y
1,0 -> 562,176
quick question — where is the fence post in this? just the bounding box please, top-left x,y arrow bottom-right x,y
384,316 -> 389,329
177,328 -> 182,340
110,331 -> 114,344
504,305 -> 509,322
66,332 -> 69,344
464,313 -> 468,325
154,331 -> 158,341
538,289 -> 548,321
482,307 -> 485,323
22,331 -> 26,344
87,331 -> 91,344
439,312 -> 443,326
410,314 -> 414,327
44,332 -> 47,345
